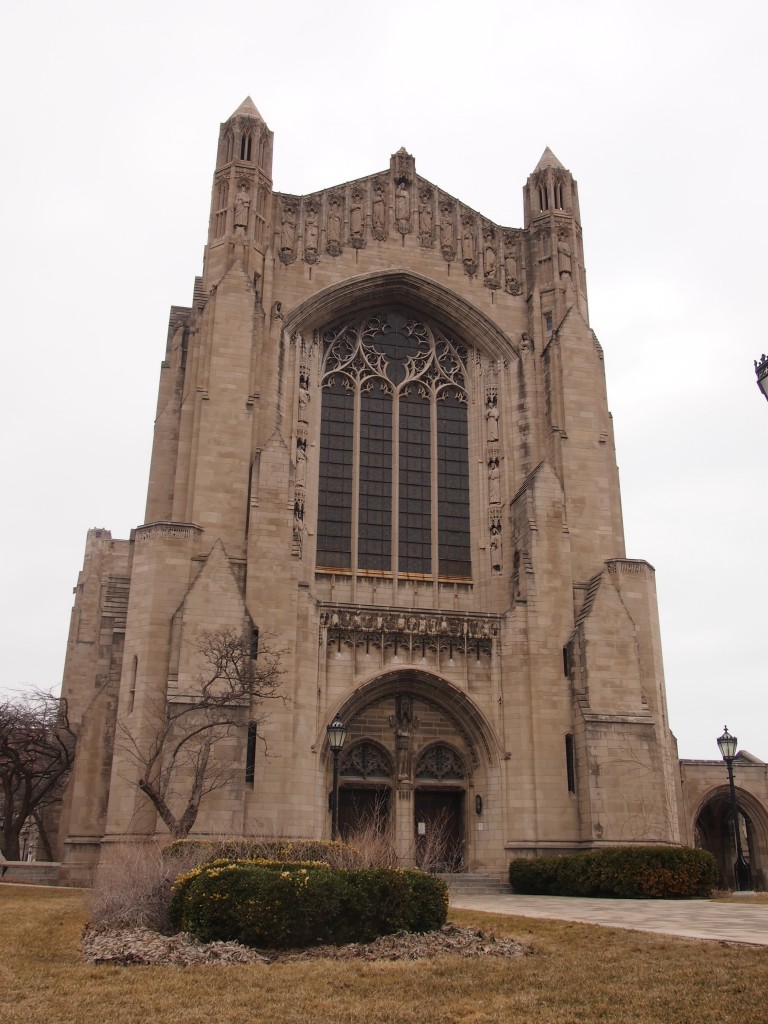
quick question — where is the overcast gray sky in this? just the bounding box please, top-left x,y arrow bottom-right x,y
1,0 -> 765,760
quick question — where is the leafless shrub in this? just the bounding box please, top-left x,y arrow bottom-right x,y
414,808 -> 464,873
88,841 -> 207,932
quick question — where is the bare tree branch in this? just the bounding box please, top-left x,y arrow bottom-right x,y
118,629 -> 286,839
0,691 -> 76,860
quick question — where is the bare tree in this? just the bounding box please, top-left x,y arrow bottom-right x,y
0,691 -> 77,861
119,629 -> 285,839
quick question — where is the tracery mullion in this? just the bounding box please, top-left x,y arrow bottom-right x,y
391,390 -> 400,582
351,377 -> 361,578
430,387 -> 439,585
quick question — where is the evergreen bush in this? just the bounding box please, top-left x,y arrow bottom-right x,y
508,846 -> 717,898
169,859 -> 449,948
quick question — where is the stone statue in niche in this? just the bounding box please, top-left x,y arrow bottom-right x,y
372,182 -> 387,240
295,439 -> 307,486
461,216 -> 476,275
395,181 -> 410,234
488,459 -> 500,504
485,396 -> 499,442
418,189 -> 433,246
234,182 -> 250,230
304,202 -> 319,263
483,228 -> 498,287
504,234 -> 522,294
558,232 -> 572,275
279,201 -> 297,265
394,694 -> 414,783
349,189 -> 365,248
490,521 -> 502,574
298,385 -> 310,424
439,202 -> 455,260
327,198 -> 342,256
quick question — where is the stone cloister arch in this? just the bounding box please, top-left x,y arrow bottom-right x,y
693,786 -> 768,891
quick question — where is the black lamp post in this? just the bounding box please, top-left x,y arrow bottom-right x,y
327,716 -> 348,841
716,726 -> 752,891
755,353 -> 768,404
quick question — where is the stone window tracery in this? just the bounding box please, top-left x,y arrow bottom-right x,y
415,743 -> 466,781
316,310 -> 471,581
340,740 -> 393,780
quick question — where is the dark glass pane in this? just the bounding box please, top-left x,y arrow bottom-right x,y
399,389 -> 431,574
317,387 -> 353,568
359,385 -> 392,570
437,392 -> 471,577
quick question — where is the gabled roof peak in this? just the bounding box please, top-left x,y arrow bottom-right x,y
534,146 -> 565,171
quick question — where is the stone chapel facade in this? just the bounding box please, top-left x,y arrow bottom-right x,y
57,97 -> 688,885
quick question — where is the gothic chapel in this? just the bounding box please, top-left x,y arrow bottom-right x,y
57,98 -> 683,883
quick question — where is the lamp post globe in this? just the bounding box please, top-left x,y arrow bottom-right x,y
717,726 -> 752,891
327,717 -> 348,841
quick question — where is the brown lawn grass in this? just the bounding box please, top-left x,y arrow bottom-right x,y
2,885 -> 767,1024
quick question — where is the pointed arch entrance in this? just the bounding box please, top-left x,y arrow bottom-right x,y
324,669 -> 498,868
694,787 -> 768,891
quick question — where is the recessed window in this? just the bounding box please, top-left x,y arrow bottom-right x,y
317,311 -> 471,581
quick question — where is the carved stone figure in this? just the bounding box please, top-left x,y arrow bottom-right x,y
234,183 -> 250,229
490,525 -> 502,574
304,204 -> 319,259
461,217 -> 476,274
489,461 -> 500,504
418,190 -> 433,246
280,202 -> 297,262
439,202 -> 455,259
504,243 -> 520,293
350,191 -> 364,247
558,238 -> 572,275
295,442 -> 307,486
372,183 -> 386,240
483,229 -> 498,285
327,199 -> 342,255
298,386 -> 309,424
395,181 -> 410,234
486,398 -> 499,442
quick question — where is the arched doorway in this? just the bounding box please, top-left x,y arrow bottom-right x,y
323,669 -> 498,869
694,787 -> 768,891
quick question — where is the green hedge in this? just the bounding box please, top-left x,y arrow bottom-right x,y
169,859 -> 449,948
508,846 -> 717,899
164,837 -> 363,868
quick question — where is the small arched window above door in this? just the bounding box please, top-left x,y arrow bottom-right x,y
415,743 -> 466,781
340,740 -> 393,780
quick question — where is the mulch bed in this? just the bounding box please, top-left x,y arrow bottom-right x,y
81,923 -> 529,967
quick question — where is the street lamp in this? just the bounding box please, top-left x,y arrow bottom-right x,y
716,726 -> 752,891
327,716 -> 348,841
755,353 -> 768,403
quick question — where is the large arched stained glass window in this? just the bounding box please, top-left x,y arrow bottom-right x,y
317,311 -> 471,581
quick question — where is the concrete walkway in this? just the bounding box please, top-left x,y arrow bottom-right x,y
450,893 -> 768,946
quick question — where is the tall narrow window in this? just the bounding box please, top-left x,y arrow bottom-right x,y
565,734 -> 576,794
245,721 -> 257,785
317,311 -> 471,581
